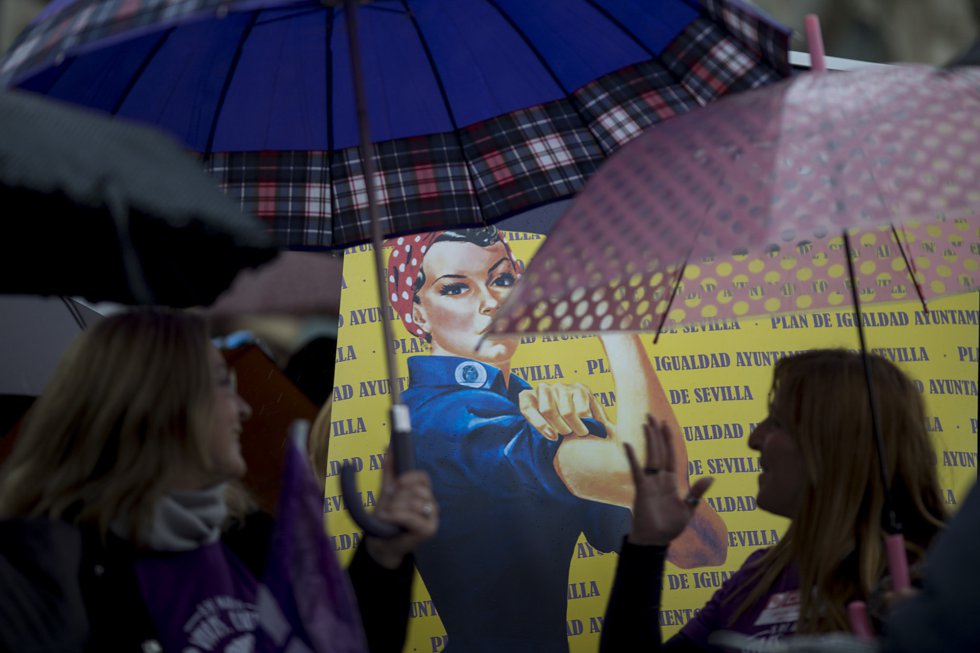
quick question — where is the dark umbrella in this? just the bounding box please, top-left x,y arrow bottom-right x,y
0,90 -> 277,306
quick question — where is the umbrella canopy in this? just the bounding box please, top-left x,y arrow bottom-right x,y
206,251 -> 344,317
0,0 -> 791,249
0,91 -> 277,306
0,295 -> 102,397
490,65 -> 980,337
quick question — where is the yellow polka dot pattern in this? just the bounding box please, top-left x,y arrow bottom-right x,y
494,218 -> 979,335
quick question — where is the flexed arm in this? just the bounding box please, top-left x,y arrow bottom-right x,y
529,334 -> 727,567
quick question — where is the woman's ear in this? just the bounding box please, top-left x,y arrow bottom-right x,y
411,301 -> 429,334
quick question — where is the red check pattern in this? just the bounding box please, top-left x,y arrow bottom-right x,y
204,8 -> 788,249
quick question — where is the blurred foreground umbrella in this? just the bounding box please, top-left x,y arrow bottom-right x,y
0,91 -> 277,306
492,65 -> 980,338
207,251 -> 343,318
491,62 -> 980,606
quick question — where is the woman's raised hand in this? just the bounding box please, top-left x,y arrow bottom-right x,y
624,415 -> 713,546
365,461 -> 439,569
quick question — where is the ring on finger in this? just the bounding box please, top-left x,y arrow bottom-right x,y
420,501 -> 434,516
643,466 -> 660,475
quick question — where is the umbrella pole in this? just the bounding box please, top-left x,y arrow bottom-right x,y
338,0 -> 413,539
842,232 -> 911,592
106,183 -> 154,305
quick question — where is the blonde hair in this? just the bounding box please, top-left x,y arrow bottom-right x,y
224,480 -> 259,528
733,349 -> 945,633
0,309 -> 215,543
309,395 -> 334,479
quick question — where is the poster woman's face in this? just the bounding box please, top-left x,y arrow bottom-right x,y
412,240 -> 520,366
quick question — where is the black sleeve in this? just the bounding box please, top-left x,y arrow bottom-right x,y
0,518 -> 88,653
222,510 -> 275,577
599,538 -> 707,653
347,541 -> 414,653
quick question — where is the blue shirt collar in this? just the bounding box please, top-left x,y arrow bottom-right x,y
407,355 -> 528,396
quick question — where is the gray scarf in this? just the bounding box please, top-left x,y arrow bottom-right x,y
111,484 -> 227,551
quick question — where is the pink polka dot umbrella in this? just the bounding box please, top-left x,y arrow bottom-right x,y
490,62 -> 980,621
491,64 -> 980,339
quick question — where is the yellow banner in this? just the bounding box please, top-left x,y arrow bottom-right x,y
326,231 -> 978,653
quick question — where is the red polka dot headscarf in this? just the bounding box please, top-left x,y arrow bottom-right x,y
386,229 -> 522,338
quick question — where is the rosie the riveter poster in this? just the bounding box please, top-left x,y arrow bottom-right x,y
323,226 -> 978,653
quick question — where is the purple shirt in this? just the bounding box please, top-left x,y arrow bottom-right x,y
134,541 -> 258,652
681,549 -> 800,646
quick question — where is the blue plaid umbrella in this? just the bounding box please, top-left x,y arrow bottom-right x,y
1,0 -> 790,249
1,0 -> 792,539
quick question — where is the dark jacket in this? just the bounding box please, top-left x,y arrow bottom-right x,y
1,514 -> 413,653
0,519 -> 88,653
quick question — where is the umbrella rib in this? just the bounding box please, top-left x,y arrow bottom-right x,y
60,296 -> 87,330
484,0 -> 616,179
653,260 -> 687,345
253,6 -> 322,27
889,223 -> 928,313
325,7 -> 336,155
325,7 -> 337,248
398,0 -> 460,131
204,12 -> 262,156
484,0 -> 571,97
26,48 -> 74,93
110,28 -> 175,116
399,0 -> 489,220
581,0 -> 657,59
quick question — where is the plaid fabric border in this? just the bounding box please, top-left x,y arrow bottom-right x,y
573,60 -> 702,153
204,133 -> 481,249
703,0 -> 792,77
568,1 -> 791,155
330,133 -> 479,247
203,150 -> 333,248
662,16 -> 786,107
459,101 -> 606,222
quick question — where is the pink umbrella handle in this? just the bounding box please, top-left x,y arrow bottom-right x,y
847,601 -> 875,641
804,14 -> 827,72
886,533 -> 912,591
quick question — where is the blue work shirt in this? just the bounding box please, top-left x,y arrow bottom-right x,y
404,355 -> 630,653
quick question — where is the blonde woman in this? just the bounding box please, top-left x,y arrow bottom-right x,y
600,349 -> 947,651
0,308 -> 437,652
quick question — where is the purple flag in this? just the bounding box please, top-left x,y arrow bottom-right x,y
255,423 -> 368,653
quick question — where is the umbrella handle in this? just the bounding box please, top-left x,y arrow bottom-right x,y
885,533 -> 911,591
340,405 -> 417,539
341,463 -> 402,538
846,601 -> 875,642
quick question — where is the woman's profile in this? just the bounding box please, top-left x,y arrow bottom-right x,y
599,348 -> 947,651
